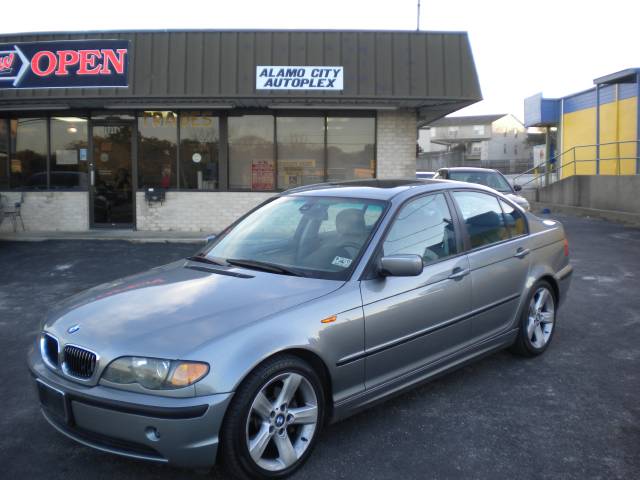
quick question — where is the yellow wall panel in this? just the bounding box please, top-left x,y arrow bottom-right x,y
599,102 -> 618,174
561,96 -> 637,177
561,107 -> 596,177
617,97 -> 637,175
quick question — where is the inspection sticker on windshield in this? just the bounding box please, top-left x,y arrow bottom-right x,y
332,256 -> 352,268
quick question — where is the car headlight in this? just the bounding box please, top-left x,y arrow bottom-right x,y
102,357 -> 209,390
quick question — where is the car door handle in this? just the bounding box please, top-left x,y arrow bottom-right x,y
514,248 -> 530,259
448,267 -> 469,280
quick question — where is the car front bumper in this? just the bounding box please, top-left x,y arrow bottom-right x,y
27,345 -> 233,468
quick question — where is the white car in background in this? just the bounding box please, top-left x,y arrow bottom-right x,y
434,167 -> 530,211
416,171 -> 436,179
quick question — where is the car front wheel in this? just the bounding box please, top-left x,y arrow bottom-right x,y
220,354 -> 325,479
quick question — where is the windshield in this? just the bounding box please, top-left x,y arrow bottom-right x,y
447,171 -> 513,193
203,196 -> 387,280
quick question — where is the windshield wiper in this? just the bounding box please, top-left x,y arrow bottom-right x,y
225,258 -> 302,276
186,255 -> 226,266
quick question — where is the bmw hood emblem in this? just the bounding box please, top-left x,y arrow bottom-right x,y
67,324 -> 80,334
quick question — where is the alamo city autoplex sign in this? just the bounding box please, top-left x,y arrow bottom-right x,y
0,40 -> 129,89
256,66 -> 343,90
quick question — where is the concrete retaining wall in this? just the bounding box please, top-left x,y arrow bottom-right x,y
533,175 -> 640,214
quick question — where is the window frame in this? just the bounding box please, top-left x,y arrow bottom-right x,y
361,190 -> 466,280
8,116 -> 51,191
226,111 -> 377,193
447,188 -> 529,253
177,112 -> 221,191
0,117 -> 10,190
0,110 -> 377,193
48,115 -> 90,190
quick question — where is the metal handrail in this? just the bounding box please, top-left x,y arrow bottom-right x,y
516,156 -> 640,188
513,140 -> 640,187
513,146 -> 575,180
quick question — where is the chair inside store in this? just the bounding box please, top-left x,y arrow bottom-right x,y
0,193 -> 25,232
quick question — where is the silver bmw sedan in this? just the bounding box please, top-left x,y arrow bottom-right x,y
28,179 -> 572,479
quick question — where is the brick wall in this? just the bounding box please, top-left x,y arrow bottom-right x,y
376,110 -> 418,178
0,191 -> 89,232
136,191 -> 273,232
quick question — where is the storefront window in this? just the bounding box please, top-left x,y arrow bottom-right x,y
179,114 -> 219,190
49,117 -> 89,189
138,111 -> 178,189
276,117 -> 325,189
327,117 -> 375,181
228,115 -> 274,191
10,118 -> 48,189
0,119 -> 8,189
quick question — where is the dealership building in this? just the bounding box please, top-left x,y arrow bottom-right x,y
0,30 -> 480,232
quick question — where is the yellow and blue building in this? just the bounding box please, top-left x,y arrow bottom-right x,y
525,68 -> 639,178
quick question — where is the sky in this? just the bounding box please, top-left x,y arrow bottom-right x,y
3,0 -> 639,121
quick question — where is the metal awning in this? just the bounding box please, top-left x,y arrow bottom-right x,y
593,68 -> 640,85
0,29 -> 482,117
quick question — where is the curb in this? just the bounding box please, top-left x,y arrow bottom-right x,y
531,202 -> 640,227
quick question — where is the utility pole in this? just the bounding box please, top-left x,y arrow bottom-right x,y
417,0 -> 421,31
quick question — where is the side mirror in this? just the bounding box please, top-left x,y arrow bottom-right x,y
204,234 -> 216,245
513,184 -> 522,192
379,254 -> 423,277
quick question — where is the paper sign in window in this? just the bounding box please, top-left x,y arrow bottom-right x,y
56,149 -> 78,166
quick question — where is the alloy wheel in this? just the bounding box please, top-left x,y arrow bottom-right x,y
245,372 -> 319,472
527,287 -> 555,348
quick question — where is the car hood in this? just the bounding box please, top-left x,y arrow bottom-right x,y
43,260 -> 343,359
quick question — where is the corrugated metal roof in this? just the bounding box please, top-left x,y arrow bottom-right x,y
0,30 -> 482,111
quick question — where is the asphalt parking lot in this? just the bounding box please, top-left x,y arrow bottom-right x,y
1,213 -> 638,480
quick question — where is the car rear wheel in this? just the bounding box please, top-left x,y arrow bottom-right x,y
220,354 -> 325,479
510,280 -> 557,356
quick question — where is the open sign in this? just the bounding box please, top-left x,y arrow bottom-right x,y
0,39 -> 129,89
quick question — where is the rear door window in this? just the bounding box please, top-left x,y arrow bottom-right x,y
452,191 -> 510,249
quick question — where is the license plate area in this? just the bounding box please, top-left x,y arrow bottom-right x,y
36,379 -> 70,424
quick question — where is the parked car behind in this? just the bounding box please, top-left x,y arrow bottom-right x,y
416,171 -> 435,179
434,167 -> 530,211
29,179 -> 571,479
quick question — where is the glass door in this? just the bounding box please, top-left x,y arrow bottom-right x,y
90,124 -> 134,227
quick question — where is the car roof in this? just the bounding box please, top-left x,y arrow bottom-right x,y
282,178 -> 495,201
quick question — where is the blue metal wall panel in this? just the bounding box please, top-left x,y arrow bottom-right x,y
524,93 -> 560,126
563,90 -> 596,113
563,84 -> 638,114
619,83 -> 638,100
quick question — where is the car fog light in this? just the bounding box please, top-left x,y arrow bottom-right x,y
145,426 -> 161,441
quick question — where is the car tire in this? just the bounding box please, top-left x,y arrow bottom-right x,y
219,354 -> 325,480
510,280 -> 557,357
